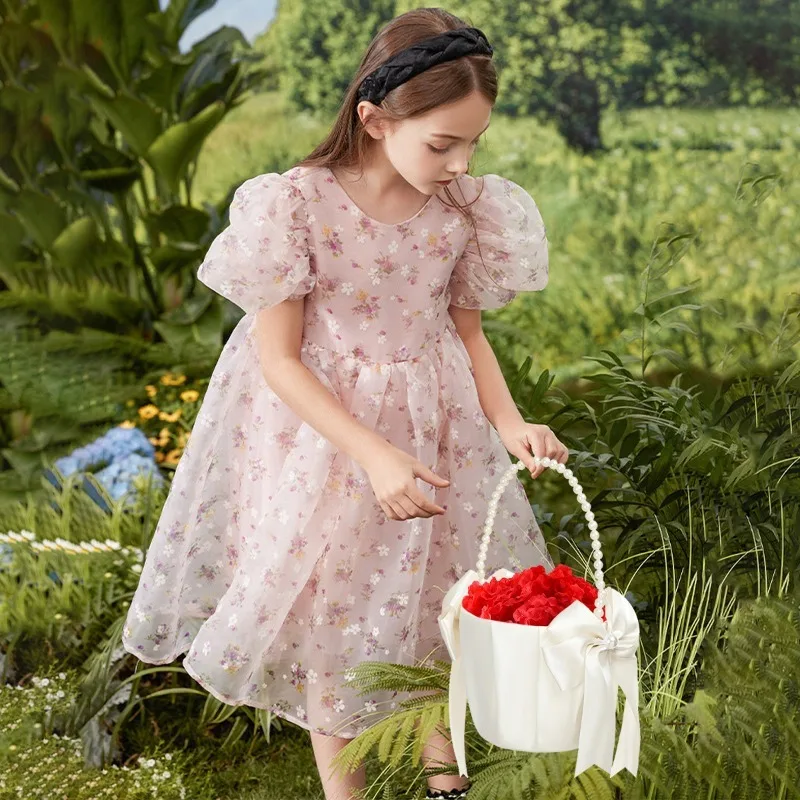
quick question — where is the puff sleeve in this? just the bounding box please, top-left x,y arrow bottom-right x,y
197,172 -> 316,314
447,174 -> 548,310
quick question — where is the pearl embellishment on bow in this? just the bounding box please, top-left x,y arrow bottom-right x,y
601,632 -> 619,650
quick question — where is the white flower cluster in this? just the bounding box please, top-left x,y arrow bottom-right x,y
1,672 -> 73,729
135,751 -> 176,783
0,529 -> 144,569
0,732 -> 186,799
0,672 -> 185,797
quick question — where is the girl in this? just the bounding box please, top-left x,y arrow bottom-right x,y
122,8 -> 569,800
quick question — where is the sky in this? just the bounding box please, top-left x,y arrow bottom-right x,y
159,0 -> 277,48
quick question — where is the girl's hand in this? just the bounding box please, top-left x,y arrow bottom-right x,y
361,445 -> 450,521
498,420 -> 569,479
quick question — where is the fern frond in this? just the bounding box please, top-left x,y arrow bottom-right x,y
345,659 -> 451,696
410,704 -> 444,766
332,702 -> 433,777
574,767 -> 616,800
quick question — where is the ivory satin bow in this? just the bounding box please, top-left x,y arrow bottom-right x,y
541,587 -> 641,777
437,569 -> 641,779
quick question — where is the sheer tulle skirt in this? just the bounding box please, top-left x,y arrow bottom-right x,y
122,317 -> 553,737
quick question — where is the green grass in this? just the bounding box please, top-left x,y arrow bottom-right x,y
204,724 -> 326,800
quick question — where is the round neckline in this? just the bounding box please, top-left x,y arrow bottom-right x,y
325,167 -> 438,227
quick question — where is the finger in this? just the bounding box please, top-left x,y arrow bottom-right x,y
408,488 -> 445,516
397,496 -> 426,519
544,434 -> 562,461
508,443 -> 539,477
525,435 -> 550,478
519,438 -> 543,478
414,463 -> 450,488
381,501 -> 400,521
387,499 -> 410,521
403,495 -> 434,518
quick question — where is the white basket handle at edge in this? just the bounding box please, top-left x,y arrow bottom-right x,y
479,457 -> 608,622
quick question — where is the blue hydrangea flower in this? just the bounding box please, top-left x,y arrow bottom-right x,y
54,427 -> 155,476
95,453 -> 164,503
46,425 -> 166,511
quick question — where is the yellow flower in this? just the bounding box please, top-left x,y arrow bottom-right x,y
138,405 -> 159,420
154,451 -> 165,463
180,390 -> 199,403
119,420 -> 136,429
145,385 -> 158,398
164,449 -> 183,466
160,373 -> 187,386
158,409 -> 182,422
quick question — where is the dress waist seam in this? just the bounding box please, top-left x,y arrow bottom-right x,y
300,328 -> 451,367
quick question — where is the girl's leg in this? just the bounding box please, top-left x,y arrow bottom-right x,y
421,723 -> 471,794
309,730 -> 367,800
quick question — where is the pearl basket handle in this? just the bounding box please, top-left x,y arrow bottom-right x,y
478,457 -> 608,621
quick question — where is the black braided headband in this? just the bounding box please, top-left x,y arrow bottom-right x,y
356,26 -> 493,106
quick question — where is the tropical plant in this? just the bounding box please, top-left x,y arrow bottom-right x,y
0,0 -> 264,498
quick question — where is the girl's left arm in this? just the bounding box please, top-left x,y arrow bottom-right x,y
449,306 -> 569,478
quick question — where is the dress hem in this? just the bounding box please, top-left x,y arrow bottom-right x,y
122,637 -> 360,740
182,659 -> 360,739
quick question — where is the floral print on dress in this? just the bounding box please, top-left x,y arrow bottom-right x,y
122,164 -> 552,739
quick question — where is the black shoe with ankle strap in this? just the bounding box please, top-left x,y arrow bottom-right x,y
425,788 -> 470,799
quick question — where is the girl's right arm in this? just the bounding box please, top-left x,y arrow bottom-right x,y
254,300 -> 450,521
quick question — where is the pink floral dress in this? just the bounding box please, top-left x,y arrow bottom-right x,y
122,164 -> 553,738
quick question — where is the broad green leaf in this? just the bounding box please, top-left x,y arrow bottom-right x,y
40,69 -> 92,153
160,0 -> 220,46
0,167 -> 20,194
118,0 -> 160,78
79,165 -> 142,194
0,212 -> 26,270
159,291 -> 213,326
14,189 -> 67,250
50,217 -> 98,270
189,25 -> 249,54
149,242 -> 204,274
80,63 -> 116,98
144,101 -> 225,194
77,142 -> 142,193
70,1 -> 124,74
153,298 -> 222,354
88,93 -> 163,158
136,57 -> 193,112
146,204 -> 210,242
32,1 -> 71,54
179,61 -> 241,120
608,418 -> 627,449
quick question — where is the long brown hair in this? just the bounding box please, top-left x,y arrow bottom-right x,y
292,8 -> 496,260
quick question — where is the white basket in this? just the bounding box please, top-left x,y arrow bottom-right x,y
437,456 -> 641,779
